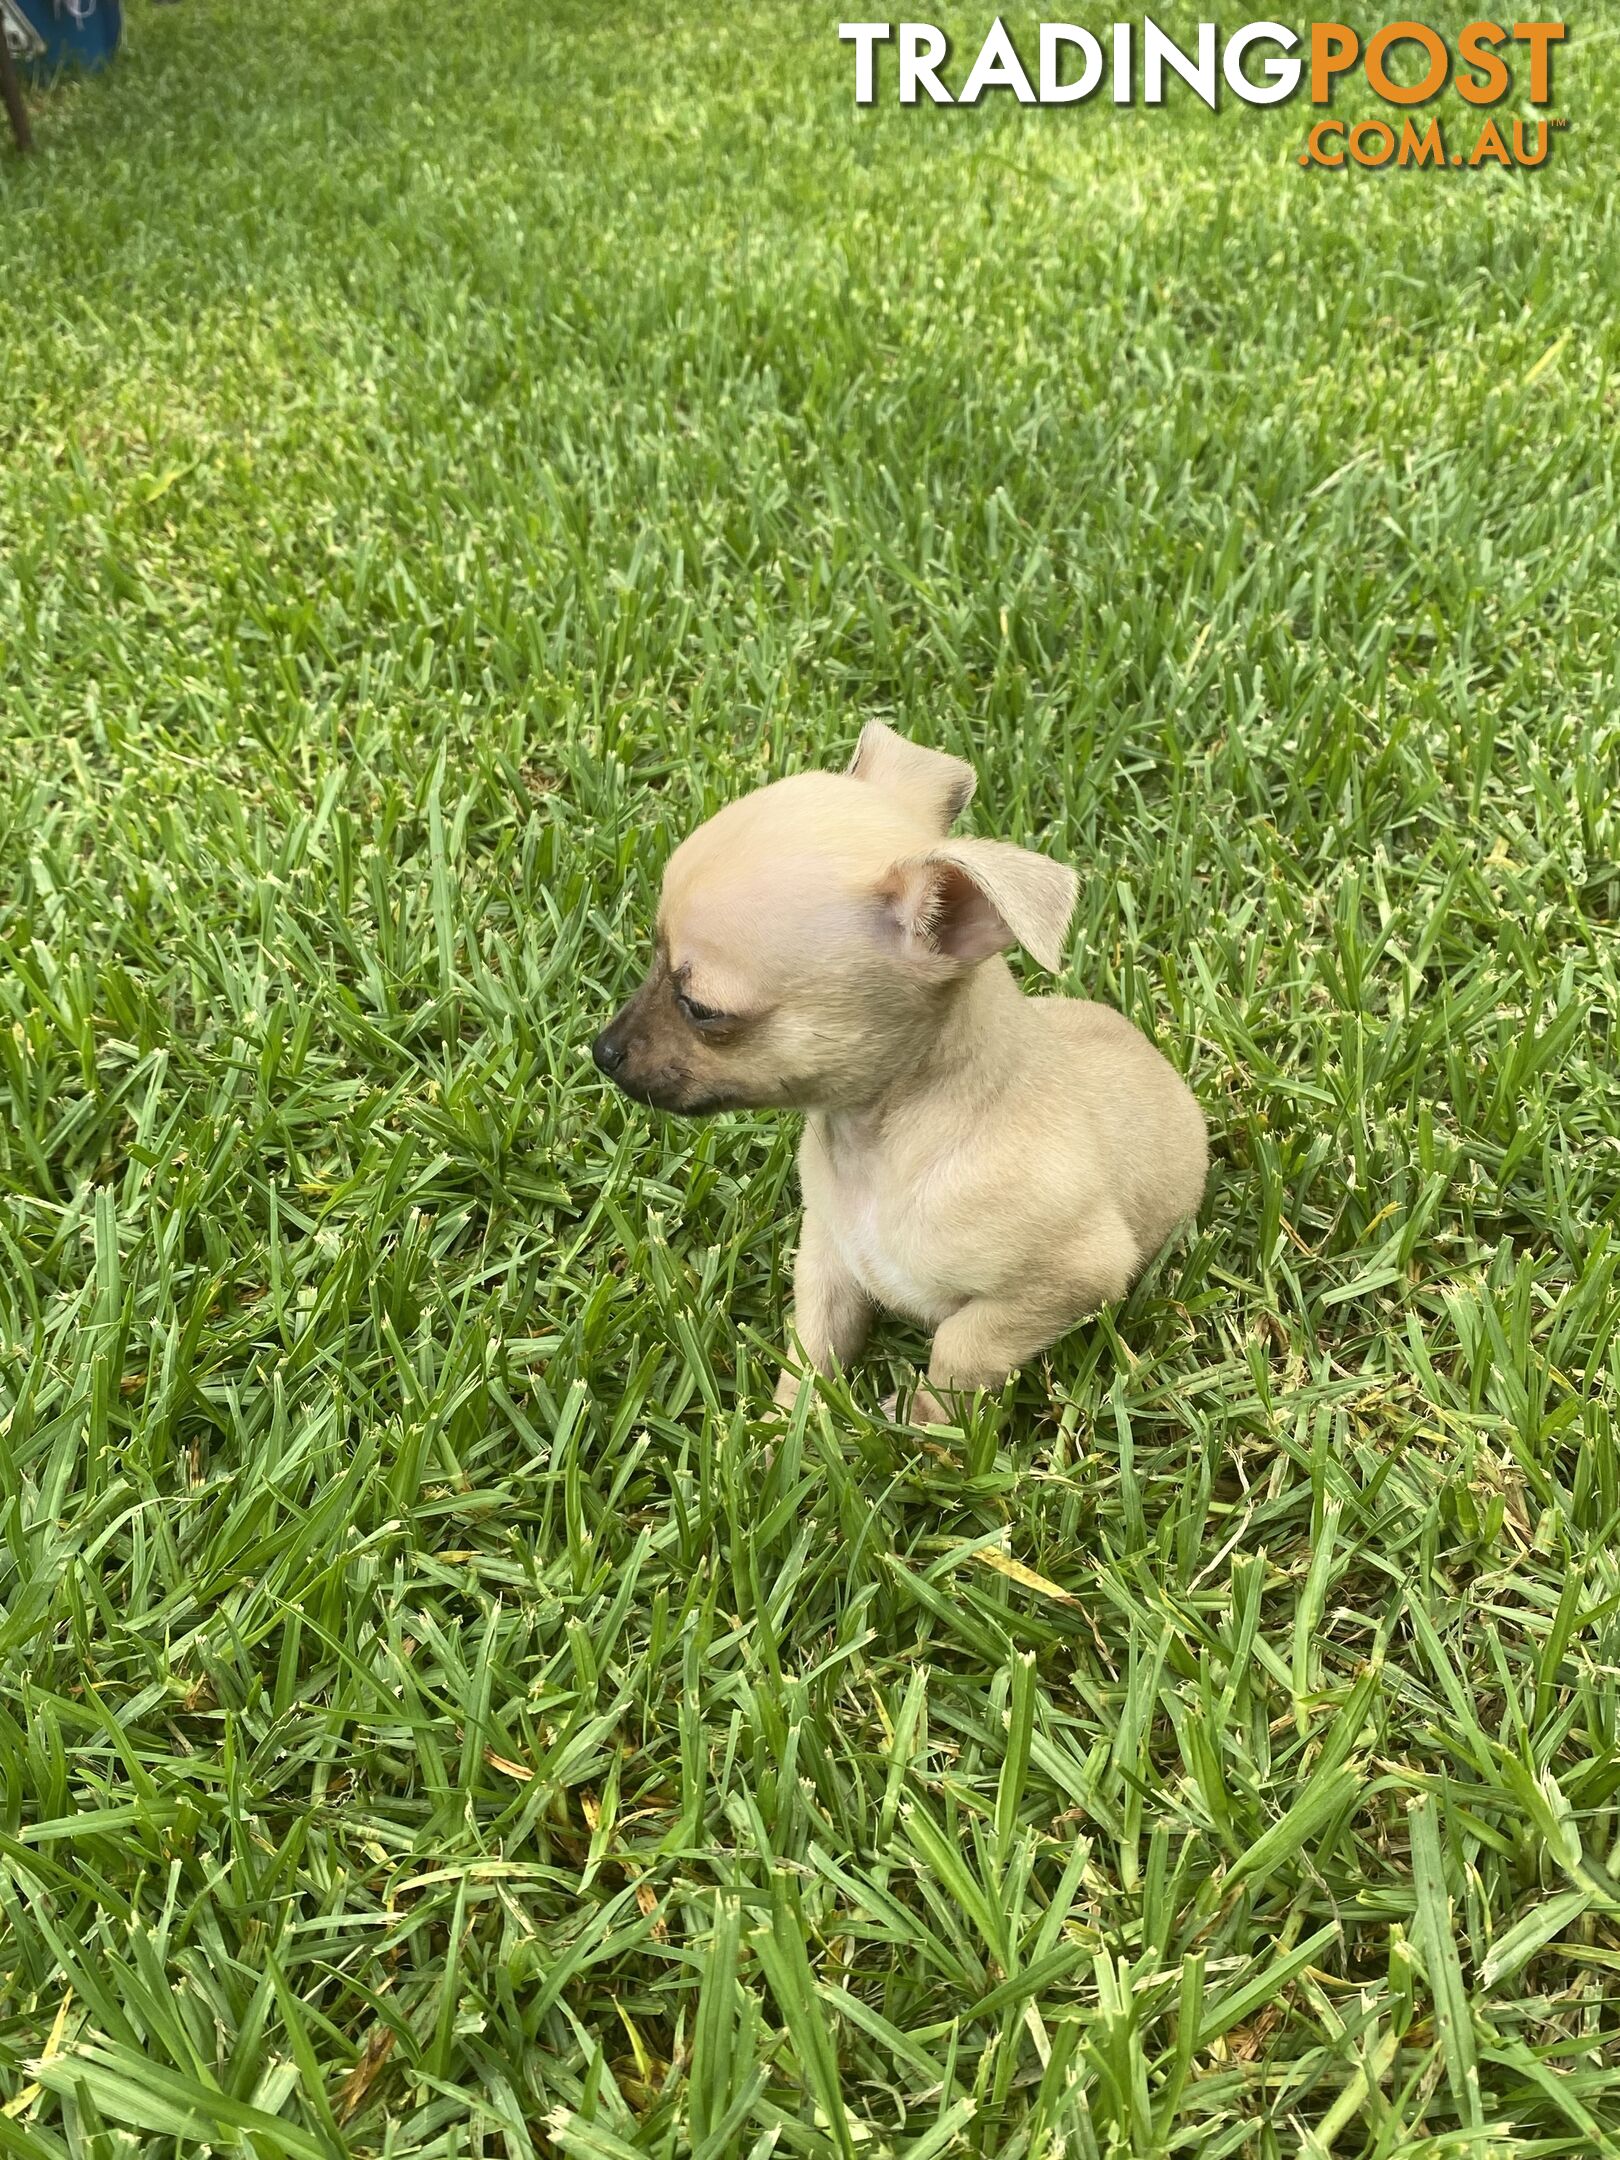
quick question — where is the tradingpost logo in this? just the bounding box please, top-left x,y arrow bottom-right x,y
839,19 -> 1568,171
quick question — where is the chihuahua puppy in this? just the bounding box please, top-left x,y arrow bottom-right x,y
594,724 -> 1207,1423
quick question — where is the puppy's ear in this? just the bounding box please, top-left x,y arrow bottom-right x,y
882,837 -> 1077,974
847,721 -> 975,834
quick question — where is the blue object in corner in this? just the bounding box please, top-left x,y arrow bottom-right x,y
2,0 -> 123,77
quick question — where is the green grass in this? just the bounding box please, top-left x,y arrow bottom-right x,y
2,2 -> 1619,2152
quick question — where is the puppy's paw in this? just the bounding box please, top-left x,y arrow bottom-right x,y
881,1384 -> 952,1427
773,1367 -> 810,1413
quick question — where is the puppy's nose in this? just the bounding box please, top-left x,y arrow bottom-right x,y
592,1031 -> 626,1075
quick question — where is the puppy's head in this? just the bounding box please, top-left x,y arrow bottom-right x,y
593,722 -> 1077,1115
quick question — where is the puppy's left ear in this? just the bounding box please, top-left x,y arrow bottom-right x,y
883,837 -> 1078,974
847,721 -> 976,834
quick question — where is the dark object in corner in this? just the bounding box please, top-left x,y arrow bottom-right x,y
6,0 -> 122,82
2,0 -> 125,152
0,25 -> 31,153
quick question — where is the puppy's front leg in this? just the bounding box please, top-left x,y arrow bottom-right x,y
910,1225 -> 1138,1424
900,1296 -> 1069,1424
774,1205 -> 871,1409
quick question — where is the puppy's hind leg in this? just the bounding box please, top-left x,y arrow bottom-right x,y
906,1216 -> 1140,1426
774,1205 -> 871,1410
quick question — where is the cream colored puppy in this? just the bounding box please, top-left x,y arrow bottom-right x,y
593,724 -> 1208,1423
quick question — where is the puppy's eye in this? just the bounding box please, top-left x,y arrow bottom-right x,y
677,991 -> 726,1025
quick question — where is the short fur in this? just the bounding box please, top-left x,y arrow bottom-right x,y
593,723 -> 1208,1422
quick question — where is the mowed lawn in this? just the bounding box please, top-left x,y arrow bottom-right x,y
2,3 -> 1619,2153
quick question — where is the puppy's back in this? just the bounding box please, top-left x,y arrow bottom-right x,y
1034,998 -> 1208,1259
